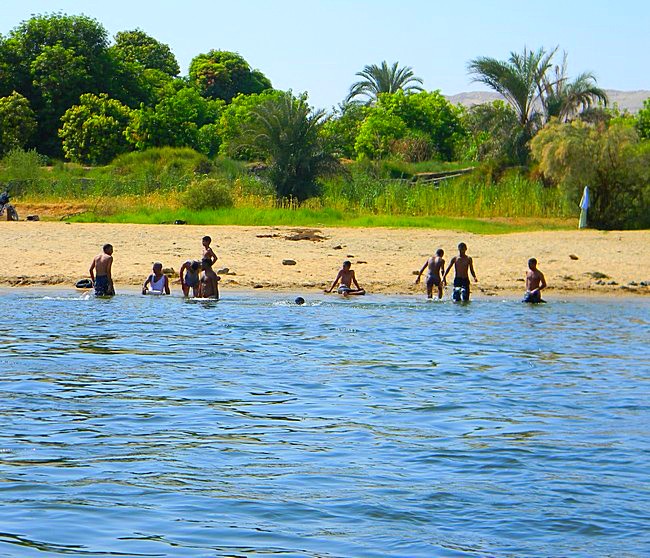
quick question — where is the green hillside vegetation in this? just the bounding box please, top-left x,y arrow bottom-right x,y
1,14 -> 648,229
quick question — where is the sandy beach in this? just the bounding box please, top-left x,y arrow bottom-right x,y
1,221 -> 648,296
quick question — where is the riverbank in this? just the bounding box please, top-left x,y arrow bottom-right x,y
1,222 -> 648,296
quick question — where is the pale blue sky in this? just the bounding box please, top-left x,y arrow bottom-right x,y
3,0 -> 649,109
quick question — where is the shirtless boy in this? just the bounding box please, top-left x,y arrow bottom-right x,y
180,260 -> 201,297
415,248 -> 445,299
89,244 -> 114,297
523,258 -> 547,303
202,236 -> 218,266
199,258 -> 219,299
325,260 -> 366,296
443,242 -> 478,302
142,262 -> 170,295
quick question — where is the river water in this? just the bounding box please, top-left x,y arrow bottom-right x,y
1,290 -> 649,557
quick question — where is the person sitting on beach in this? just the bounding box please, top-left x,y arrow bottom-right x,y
202,236 -> 218,266
199,258 -> 219,299
142,262 -> 170,295
443,242 -> 477,301
523,258 -> 547,303
325,260 -> 366,296
415,248 -> 445,299
89,243 -> 115,297
180,260 -> 201,297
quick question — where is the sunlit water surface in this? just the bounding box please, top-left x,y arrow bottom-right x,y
1,290 -> 649,557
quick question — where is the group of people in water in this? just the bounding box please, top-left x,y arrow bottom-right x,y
413,242 -> 547,302
89,236 -> 221,298
88,236 -> 547,303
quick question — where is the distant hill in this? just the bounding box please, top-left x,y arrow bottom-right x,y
445,90 -> 649,113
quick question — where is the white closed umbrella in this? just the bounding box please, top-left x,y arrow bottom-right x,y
579,186 -> 590,229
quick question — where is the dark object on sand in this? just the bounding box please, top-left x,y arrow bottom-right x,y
75,278 -> 94,289
569,254 -> 579,260
26,214 -> 40,221
174,220 -> 186,225
282,259 -> 297,266
295,297 -> 305,305
0,191 -> 19,221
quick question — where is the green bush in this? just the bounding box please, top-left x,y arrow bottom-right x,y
183,178 -> 234,210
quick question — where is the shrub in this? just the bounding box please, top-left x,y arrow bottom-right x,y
183,178 -> 234,210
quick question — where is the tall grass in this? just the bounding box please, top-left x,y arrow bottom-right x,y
320,169 -> 574,218
2,148 -> 576,227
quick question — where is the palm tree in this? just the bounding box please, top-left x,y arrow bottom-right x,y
542,53 -> 608,122
467,47 -> 557,135
346,61 -> 424,103
235,92 -> 339,201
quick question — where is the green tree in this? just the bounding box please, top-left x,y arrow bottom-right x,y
354,110 -> 407,159
542,53 -> 608,122
531,120 -> 650,229
637,98 -> 650,139
125,87 -> 223,151
321,102 -> 366,159
461,100 -> 527,164
189,50 -> 272,102
377,90 -> 465,160
234,92 -> 339,200
59,93 -> 133,164
347,61 -> 424,103
0,91 -> 37,155
468,47 -> 556,137
218,89 -> 286,159
0,14 -> 113,155
111,29 -> 179,76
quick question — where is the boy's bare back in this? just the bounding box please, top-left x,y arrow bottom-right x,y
93,253 -> 113,276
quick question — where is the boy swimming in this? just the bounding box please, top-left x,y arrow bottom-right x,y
325,260 -> 366,296
415,248 -> 445,299
89,243 -> 114,297
142,262 -> 170,295
443,242 -> 478,301
523,258 -> 547,303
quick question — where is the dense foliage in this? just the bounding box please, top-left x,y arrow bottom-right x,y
0,91 -> 37,155
233,92 -> 339,200
531,120 -> 650,229
1,12 -> 646,229
188,50 -> 271,102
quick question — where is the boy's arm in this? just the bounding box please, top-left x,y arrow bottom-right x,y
179,261 -> 189,285
106,256 -> 113,281
469,257 -> 478,282
208,248 -> 218,264
415,260 -> 427,283
352,271 -> 361,290
443,257 -> 455,280
164,276 -> 171,295
539,272 -> 547,291
89,258 -> 95,281
325,271 -> 341,293
142,275 -> 151,294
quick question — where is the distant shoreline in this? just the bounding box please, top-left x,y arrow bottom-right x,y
1,222 -> 648,297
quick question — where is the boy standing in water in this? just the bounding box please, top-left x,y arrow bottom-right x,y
89,244 -> 114,297
523,258 -> 547,303
325,260 -> 366,296
202,236 -> 218,265
443,242 -> 478,301
199,258 -> 219,299
415,248 -> 445,299
180,260 -> 201,297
